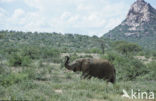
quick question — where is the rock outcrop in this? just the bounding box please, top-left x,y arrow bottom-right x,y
104,0 -> 156,49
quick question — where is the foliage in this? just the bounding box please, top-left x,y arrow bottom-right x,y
151,51 -> 156,58
144,61 -> 156,80
113,41 -> 142,55
102,51 -> 148,81
0,30 -> 156,101
0,73 -> 28,87
21,46 -> 40,59
88,48 -> 102,54
0,31 -> 111,56
8,52 -> 32,66
0,62 -> 155,101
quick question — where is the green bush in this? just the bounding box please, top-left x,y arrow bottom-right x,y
51,57 -> 62,63
145,61 -> 156,80
124,59 -> 148,80
0,34 -> 4,39
21,47 -> 40,59
103,51 -> 118,62
3,47 -> 18,55
0,73 -> 28,87
151,51 -> 156,58
0,85 -> 6,98
8,52 -> 32,66
22,66 -> 37,80
137,51 -> 145,56
0,65 -> 6,74
69,53 -> 79,61
0,64 -> 11,75
113,41 -> 142,55
102,52 -> 148,81
42,48 -> 60,58
22,65 -> 50,81
8,53 -> 22,66
21,56 -> 32,66
89,48 -> 102,54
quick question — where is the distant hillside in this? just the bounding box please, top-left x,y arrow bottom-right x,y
0,30 -> 111,54
104,0 -> 156,50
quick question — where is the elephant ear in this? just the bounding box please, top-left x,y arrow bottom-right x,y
80,59 -> 88,71
73,59 -> 83,72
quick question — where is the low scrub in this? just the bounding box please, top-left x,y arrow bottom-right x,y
102,51 -> 148,81
0,73 -> 28,87
8,52 -> 32,66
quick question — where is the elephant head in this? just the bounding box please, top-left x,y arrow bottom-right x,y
64,56 -> 82,72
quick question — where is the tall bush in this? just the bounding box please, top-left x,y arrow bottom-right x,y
102,52 -> 148,81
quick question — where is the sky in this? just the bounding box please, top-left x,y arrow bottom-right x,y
0,0 -> 156,36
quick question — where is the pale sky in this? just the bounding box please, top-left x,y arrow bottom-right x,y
0,0 -> 156,36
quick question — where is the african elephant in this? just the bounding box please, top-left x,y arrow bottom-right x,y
64,56 -> 116,83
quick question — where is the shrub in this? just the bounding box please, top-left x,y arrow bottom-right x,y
22,64 -> 50,81
21,56 -> 32,66
4,47 -> 18,55
89,48 -> 102,54
0,85 -> 5,98
137,51 -> 145,56
102,52 -> 148,81
113,41 -> 142,55
35,68 -> 49,81
145,61 -> 156,80
151,51 -> 156,58
42,48 -> 60,58
22,66 -> 37,80
124,58 -> 148,80
8,53 -> 22,66
51,57 -> 62,63
0,64 -> 11,75
20,47 -> 40,59
8,52 -> 32,66
0,73 -> 28,87
0,65 -> 6,74
0,34 -> 4,39
69,53 -> 79,61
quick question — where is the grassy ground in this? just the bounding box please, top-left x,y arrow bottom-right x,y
0,58 -> 156,101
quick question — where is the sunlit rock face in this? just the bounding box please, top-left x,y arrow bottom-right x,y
104,0 -> 156,49
105,0 -> 156,37
122,0 -> 156,32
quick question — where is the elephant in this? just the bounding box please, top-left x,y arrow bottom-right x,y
64,56 -> 116,83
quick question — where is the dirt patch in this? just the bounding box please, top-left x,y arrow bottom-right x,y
134,56 -> 153,64
61,53 -> 100,59
42,62 -> 60,66
54,89 -> 63,94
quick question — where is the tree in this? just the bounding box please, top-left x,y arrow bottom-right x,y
101,43 -> 105,54
114,41 -> 142,55
98,39 -> 105,54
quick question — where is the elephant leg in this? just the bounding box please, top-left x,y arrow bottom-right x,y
80,73 -> 86,79
80,72 -> 87,79
82,73 -> 90,79
81,69 -> 89,79
83,73 -> 92,79
110,76 -> 115,83
87,75 -> 92,79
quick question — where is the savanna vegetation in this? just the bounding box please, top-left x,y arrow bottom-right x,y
0,30 -> 156,101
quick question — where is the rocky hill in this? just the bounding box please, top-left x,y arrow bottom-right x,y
104,0 -> 156,50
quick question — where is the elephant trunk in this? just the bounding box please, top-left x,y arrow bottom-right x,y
64,56 -> 73,70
